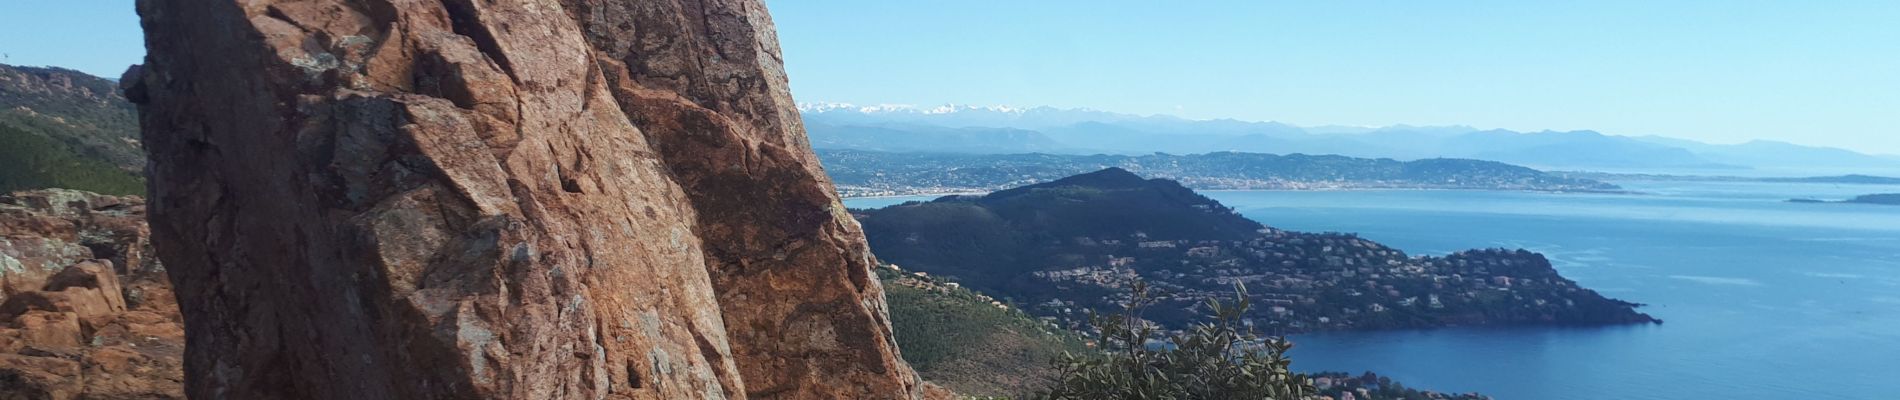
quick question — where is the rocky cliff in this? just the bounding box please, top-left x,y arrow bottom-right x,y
125,0 -> 925,399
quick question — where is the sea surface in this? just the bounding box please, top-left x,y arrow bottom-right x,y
844,180 -> 1900,399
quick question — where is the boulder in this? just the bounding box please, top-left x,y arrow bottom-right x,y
0,262 -> 185,399
0,190 -> 154,304
6,311 -> 85,350
42,260 -> 129,318
1,260 -> 129,336
0,354 -> 84,400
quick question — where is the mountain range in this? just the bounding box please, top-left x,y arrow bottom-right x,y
0,63 -> 144,195
801,103 -> 1900,172
819,149 -> 1619,197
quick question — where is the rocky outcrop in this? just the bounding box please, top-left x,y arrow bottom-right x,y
0,190 -> 184,400
564,3 -> 915,398
0,190 -> 157,306
128,1 -> 920,399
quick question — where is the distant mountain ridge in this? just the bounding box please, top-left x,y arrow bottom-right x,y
1560,171 -> 1900,185
0,63 -> 144,195
801,102 -> 1897,171
820,149 -> 1620,197
1789,193 -> 1900,206
0,64 -> 142,171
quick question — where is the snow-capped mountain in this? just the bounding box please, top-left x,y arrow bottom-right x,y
798,102 -> 1177,130
796,102 -> 1028,115
795,102 -> 1900,173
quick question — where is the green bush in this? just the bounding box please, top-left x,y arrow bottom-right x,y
1033,282 -> 1314,400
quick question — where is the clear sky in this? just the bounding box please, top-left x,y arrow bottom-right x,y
0,2 -> 144,80
771,0 -> 1900,154
6,1 -> 1897,154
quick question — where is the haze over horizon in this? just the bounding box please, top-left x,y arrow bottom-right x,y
4,0 -> 1897,155
800,99 -> 1896,146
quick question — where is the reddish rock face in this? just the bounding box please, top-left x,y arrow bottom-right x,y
0,261 -> 186,400
0,191 -> 184,400
128,1 -> 920,399
562,3 -> 916,398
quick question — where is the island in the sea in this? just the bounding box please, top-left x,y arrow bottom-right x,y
853,168 -> 1659,335
1559,171 -> 1900,186
820,149 -> 1622,198
1789,193 -> 1900,206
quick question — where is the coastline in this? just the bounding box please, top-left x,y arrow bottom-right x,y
841,186 -> 1639,199
839,191 -> 990,200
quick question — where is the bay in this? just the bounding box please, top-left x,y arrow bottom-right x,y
844,180 -> 1900,399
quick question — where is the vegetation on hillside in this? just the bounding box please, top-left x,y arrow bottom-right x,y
0,64 -> 146,195
856,168 -> 1259,289
0,117 -> 144,195
884,273 -> 1496,399
0,64 -> 145,172
1032,282 -> 1314,400
880,266 -> 1090,397
1307,372 -> 1490,400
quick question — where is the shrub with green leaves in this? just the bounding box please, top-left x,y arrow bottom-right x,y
1034,282 -> 1314,400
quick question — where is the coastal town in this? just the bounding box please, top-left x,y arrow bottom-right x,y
855,168 -> 1658,337
1019,227 -> 1659,335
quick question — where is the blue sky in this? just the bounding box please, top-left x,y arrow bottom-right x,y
5,1 -> 1897,154
0,2 -> 144,80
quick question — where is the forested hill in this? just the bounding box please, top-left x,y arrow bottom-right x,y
855,168 -> 1657,334
820,149 -> 1621,197
0,63 -> 144,195
978,168 -> 1266,241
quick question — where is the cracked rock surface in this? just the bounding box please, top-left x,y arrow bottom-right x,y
128,0 -> 925,399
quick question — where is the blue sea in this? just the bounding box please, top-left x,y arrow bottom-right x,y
845,180 -> 1900,399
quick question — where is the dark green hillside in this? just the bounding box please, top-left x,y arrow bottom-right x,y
0,63 -> 146,195
978,168 -> 1262,241
0,118 -> 144,195
856,201 -> 1025,286
857,168 -> 1260,289
1,64 -> 144,173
